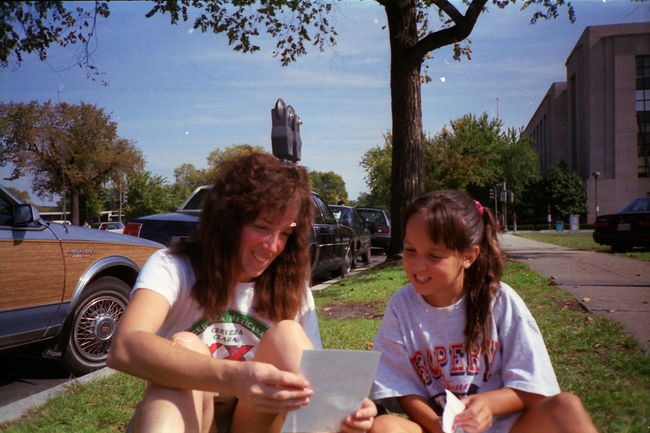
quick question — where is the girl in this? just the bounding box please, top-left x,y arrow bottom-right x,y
369,190 -> 597,433
108,152 -> 375,433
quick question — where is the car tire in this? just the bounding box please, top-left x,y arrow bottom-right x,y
60,276 -> 130,376
338,244 -> 353,277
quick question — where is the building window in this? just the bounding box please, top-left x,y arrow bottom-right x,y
637,56 -> 650,178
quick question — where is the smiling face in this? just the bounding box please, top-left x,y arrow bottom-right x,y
237,203 -> 299,282
403,211 -> 479,307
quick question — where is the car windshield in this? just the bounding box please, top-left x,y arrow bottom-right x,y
182,188 -> 209,211
619,198 -> 650,212
358,209 -> 387,225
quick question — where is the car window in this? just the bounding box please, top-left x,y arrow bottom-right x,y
338,208 -> 352,226
358,209 -> 386,225
312,196 -> 325,224
183,188 -> 209,211
321,204 -> 337,225
351,210 -> 364,229
313,195 -> 337,225
620,198 -> 650,212
0,196 -> 12,226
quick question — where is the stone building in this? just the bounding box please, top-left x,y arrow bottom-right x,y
524,22 -> 650,223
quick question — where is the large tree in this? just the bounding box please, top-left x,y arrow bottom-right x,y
124,171 -> 177,221
375,0 -> 575,256
309,170 -> 348,205
0,101 -> 144,225
1,0 -> 578,254
361,112 -> 538,211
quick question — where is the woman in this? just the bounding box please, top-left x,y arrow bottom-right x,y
108,151 -> 376,433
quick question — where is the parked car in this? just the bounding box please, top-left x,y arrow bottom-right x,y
357,207 -> 391,254
124,185 -> 355,279
329,205 -> 371,267
0,185 -> 162,376
593,197 -> 650,252
92,221 -> 125,233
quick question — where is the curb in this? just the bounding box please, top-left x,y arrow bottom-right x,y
0,367 -> 117,425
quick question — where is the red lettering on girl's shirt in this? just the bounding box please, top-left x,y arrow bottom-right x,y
426,346 -> 447,379
467,343 -> 481,375
410,350 -> 432,385
449,343 -> 466,376
409,339 -> 499,386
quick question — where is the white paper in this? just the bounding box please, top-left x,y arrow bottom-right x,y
281,349 -> 380,433
442,390 -> 466,433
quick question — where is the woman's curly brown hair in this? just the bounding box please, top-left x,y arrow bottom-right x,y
173,151 -> 314,321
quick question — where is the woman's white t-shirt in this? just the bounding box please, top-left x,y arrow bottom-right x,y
134,248 -> 322,360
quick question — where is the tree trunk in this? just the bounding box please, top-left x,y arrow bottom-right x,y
383,1 -> 425,258
71,189 -> 80,226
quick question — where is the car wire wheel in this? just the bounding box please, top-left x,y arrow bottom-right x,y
72,295 -> 125,360
62,276 -> 130,375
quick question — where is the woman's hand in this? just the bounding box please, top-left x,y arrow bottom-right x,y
454,394 -> 494,433
230,360 -> 313,413
339,398 -> 377,433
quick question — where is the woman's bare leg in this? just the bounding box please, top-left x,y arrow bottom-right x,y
511,392 -> 598,433
130,332 -> 215,433
230,320 -> 314,433
369,414 -> 426,433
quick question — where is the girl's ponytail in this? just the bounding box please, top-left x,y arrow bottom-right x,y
466,203 -> 503,353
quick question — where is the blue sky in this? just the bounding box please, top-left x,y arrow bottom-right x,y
1,0 -> 648,206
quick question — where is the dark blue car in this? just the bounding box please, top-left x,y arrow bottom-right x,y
124,186 -> 355,280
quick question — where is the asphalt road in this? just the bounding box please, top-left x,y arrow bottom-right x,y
0,346 -> 71,407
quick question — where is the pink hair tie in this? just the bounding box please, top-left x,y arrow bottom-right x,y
473,200 -> 484,216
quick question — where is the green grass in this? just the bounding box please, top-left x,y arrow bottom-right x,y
515,232 -> 650,262
2,262 -> 648,433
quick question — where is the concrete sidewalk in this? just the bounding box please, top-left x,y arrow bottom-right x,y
499,232 -> 650,353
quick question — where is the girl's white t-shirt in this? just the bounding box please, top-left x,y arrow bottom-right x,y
371,282 -> 560,433
134,248 -> 322,360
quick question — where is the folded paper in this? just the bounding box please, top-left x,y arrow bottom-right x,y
442,389 -> 466,433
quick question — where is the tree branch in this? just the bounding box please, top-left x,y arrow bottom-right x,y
412,0 -> 487,60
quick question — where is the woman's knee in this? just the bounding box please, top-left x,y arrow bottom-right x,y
254,320 -> 312,370
170,331 -> 211,355
261,320 -> 312,348
369,414 -> 422,433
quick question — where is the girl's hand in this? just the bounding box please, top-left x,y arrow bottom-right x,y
454,394 -> 493,433
339,398 -> 377,433
231,360 -> 313,413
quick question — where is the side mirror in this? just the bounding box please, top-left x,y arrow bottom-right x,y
14,204 -> 39,225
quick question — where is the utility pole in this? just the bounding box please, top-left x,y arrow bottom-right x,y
501,179 -> 507,232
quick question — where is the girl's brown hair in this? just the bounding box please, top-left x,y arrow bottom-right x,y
173,151 -> 314,321
403,189 -> 503,353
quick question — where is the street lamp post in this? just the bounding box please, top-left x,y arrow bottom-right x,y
592,171 -> 600,217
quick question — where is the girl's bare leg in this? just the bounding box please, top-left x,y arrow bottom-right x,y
130,332 -> 215,433
511,392 -> 598,433
230,320 -> 314,433
369,414 -> 427,433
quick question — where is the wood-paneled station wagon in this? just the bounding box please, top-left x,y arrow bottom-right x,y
0,186 -> 162,376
